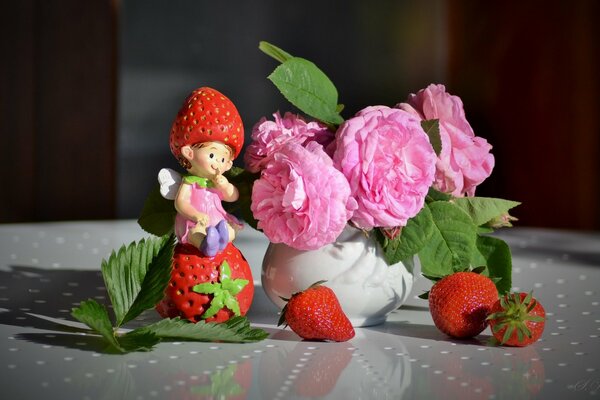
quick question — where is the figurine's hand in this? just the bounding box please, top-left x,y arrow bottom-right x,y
194,213 -> 209,228
212,174 -> 230,189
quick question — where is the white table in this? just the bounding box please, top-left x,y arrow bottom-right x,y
1,221 -> 599,399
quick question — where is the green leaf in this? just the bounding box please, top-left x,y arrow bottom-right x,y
268,57 -> 344,125
118,329 -> 161,353
259,41 -> 294,63
71,299 -> 123,352
137,184 -> 177,236
134,316 -> 269,343
193,261 -> 249,318
451,197 -> 520,226
472,235 -> 512,294
102,234 -> 175,327
417,201 -> 478,278
421,119 -> 442,156
426,187 -> 452,202
378,205 -> 434,265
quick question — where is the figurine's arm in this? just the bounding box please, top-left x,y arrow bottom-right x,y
213,175 -> 239,202
174,183 -> 209,227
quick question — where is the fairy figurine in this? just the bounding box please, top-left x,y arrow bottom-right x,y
159,87 -> 244,257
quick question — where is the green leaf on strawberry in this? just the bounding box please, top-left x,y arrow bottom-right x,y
193,261 -> 249,318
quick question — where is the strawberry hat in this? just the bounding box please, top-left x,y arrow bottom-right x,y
169,87 -> 244,161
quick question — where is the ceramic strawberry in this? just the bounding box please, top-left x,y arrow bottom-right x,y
156,242 -> 254,323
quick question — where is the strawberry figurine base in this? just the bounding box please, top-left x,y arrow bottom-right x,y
156,242 -> 254,323
261,225 -> 416,327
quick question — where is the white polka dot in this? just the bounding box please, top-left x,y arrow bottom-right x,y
556,278 -> 565,284
579,275 -> 587,280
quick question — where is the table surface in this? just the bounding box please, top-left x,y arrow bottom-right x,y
0,221 -> 599,399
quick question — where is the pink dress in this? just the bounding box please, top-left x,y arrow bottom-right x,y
174,176 -> 241,245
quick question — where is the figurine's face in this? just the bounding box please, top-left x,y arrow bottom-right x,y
181,141 -> 234,178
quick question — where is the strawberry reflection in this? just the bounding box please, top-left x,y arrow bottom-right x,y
425,344 -> 545,399
259,329 -> 412,398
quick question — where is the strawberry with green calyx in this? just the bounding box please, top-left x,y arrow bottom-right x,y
193,260 -> 248,318
428,270 -> 499,339
487,292 -> 546,347
278,281 -> 355,342
156,242 -> 254,323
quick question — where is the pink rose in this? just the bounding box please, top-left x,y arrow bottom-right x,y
244,112 -> 335,173
333,106 -> 436,230
251,142 -> 356,250
397,84 -> 494,197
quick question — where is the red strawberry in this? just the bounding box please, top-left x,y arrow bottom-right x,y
278,281 -> 355,342
156,242 -> 254,323
428,271 -> 499,338
169,87 -> 244,164
487,292 -> 546,346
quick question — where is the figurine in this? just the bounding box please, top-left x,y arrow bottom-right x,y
159,87 -> 244,257
155,87 -> 254,323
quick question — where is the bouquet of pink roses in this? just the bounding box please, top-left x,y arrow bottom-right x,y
140,41 -> 519,292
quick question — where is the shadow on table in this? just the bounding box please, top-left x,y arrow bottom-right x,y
367,320 -> 495,347
0,266 -> 166,352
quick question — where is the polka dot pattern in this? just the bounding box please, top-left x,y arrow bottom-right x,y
1,223 -> 599,399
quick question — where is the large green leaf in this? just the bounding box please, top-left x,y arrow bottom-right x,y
137,184 -> 176,236
418,201 -> 478,278
134,316 -> 269,343
379,205 -> 434,265
472,235 -> 513,294
101,234 -> 175,327
452,197 -> 520,226
268,57 -> 344,125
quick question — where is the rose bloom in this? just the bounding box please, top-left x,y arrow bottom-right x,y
333,106 -> 436,230
397,84 -> 494,197
251,142 -> 357,250
244,112 -> 335,173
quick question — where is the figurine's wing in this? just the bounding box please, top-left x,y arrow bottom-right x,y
158,168 -> 182,200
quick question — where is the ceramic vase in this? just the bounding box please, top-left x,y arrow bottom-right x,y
261,225 -> 417,327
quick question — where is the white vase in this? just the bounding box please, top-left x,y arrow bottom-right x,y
261,225 -> 417,327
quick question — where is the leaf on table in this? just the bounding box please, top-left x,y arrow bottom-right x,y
133,316 -> 269,343
102,234 -> 175,327
268,57 -> 344,125
71,299 -> 124,352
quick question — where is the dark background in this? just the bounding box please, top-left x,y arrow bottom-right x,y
2,0 -> 599,230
